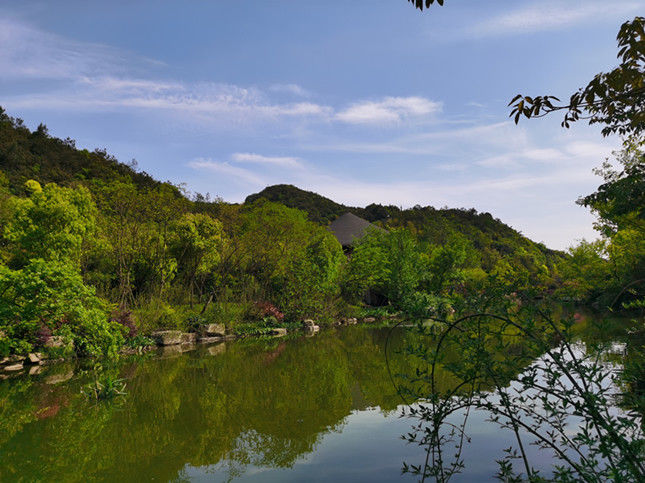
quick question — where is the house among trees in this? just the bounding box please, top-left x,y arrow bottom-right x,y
328,212 -> 384,252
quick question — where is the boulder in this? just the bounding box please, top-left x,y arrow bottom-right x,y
44,336 -> 70,349
159,345 -> 182,357
45,370 -> 74,385
271,328 -> 287,337
27,353 -> 43,365
181,332 -> 197,344
208,343 -> 226,356
150,330 -> 183,346
28,365 -> 43,376
363,317 -> 376,323
3,363 -> 24,372
198,336 -> 223,344
203,324 -> 226,337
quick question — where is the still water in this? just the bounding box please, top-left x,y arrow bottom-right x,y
0,324 -> 625,482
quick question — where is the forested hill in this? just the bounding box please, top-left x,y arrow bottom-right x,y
246,184 -> 564,269
0,108 -> 562,273
0,108 -> 171,196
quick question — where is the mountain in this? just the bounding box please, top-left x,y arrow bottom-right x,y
0,108 -> 563,274
246,184 -> 563,271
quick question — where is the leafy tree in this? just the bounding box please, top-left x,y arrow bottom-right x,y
407,0 -> 445,11
509,17 -> 645,137
4,181 -> 96,268
579,137 -> 645,236
0,259 -> 124,357
169,212 -> 225,304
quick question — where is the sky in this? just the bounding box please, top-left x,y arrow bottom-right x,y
1,0 -> 642,250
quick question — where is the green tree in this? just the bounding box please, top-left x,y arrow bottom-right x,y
4,181 -> 96,267
509,17 -> 644,137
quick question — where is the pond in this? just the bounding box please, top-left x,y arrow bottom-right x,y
0,321 -> 635,482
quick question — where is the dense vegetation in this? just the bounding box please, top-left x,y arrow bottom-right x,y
0,105 -> 642,364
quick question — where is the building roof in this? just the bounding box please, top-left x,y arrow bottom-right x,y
328,212 -> 382,247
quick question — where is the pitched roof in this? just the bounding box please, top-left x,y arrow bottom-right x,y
328,212 -> 382,247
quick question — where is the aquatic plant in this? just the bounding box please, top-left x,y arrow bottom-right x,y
82,373 -> 127,401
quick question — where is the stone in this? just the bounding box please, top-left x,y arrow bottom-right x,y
45,336 -> 64,348
28,365 -> 43,375
150,330 -> 183,346
198,336 -> 223,344
181,332 -> 197,344
27,353 -> 42,365
342,317 -> 357,325
302,319 -> 316,328
159,345 -> 182,357
271,328 -> 287,337
363,317 -> 376,323
3,363 -> 24,372
203,324 -> 226,337
305,325 -> 320,334
45,370 -> 74,385
208,343 -> 226,356
2,354 -> 24,364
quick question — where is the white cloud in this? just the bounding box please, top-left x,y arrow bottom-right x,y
232,153 -> 302,168
336,96 -> 442,124
0,16 -> 159,80
467,1 -> 640,38
188,159 -> 266,186
269,83 -> 311,97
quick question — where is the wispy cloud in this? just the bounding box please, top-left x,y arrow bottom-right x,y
269,83 -> 311,97
0,16 -> 160,80
232,152 -> 303,168
188,158 -> 266,186
467,1 -> 640,38
336,96 -> 442,124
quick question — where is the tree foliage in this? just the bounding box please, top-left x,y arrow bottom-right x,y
509,17 -> 645,137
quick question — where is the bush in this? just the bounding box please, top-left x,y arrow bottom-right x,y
0,259 -> 124,357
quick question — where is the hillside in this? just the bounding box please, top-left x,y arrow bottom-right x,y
0,108 -> 171,196
246,184 -> 564,272
0,108 -> 563,277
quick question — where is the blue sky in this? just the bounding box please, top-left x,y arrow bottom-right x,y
1,0 -> 642,249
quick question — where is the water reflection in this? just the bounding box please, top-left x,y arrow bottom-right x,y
0,315 -> 635,482
0,328 -> 422,481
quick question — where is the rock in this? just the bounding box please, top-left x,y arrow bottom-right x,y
181,332 -> 197,344
302,319 -> 316,328
203,324 -> 226,337
44,336 -> 67,348
305,325 -> 320,334
2,354 -> 24,365
45,370 -> 74,385
208,343 -> 226,356
26,353 -> 43,365
363,317 -> 376,323
150,330 -> 183,346
342,317 -> 357,325
3,363 -> 24,372
271,328 -> 287,337
28,365 -> 43,375
159,345 -> 182,357
198,336 -> 223,344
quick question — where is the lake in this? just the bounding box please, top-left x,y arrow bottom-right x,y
0,321 -> 633,482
